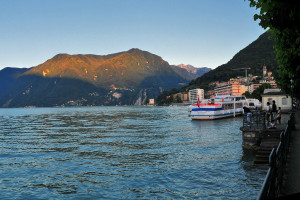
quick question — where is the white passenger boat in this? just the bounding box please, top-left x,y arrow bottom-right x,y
189,95 -> 244,120
243,98 -> 262,110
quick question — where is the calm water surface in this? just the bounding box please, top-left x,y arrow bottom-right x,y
0,106 -> 268,199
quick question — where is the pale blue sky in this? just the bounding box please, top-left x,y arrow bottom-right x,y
0,0 -> 264,70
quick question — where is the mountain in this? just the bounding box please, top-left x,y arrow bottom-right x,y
187,31 -> 277,90
0,67 -> 30,94
170,64 -> 211,81
0,49 -> 188,107
156,31 -> 278,104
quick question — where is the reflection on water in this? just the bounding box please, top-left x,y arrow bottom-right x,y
0,106 -> 267,199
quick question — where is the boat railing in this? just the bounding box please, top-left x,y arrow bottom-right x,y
242,111 -> 266,131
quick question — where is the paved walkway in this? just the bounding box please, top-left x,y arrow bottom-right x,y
281,110 -> 300,195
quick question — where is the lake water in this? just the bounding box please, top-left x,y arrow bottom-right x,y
0,106 -> 268,199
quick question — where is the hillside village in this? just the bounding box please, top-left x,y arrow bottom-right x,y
160,65 -> 277,105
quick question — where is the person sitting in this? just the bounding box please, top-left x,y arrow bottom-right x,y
243,107 -> 252,123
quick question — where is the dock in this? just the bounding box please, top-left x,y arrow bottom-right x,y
253,110 -> 300,199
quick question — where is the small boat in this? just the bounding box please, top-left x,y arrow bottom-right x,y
243,98 -> 262,110
189,95 -> 244,120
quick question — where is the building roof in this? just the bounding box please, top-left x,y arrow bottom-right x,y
262,88 -> 287,96
261,92 -> 286,96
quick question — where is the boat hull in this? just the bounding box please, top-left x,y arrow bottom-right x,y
190,110 -> 243,120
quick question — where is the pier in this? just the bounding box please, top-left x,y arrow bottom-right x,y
241,110 -> 300,199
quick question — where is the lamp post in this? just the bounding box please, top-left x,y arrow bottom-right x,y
290,78 -> 294,110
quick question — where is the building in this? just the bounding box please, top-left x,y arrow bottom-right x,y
188,89 -> 204,103
149,99 -> 155,105
259,80 -> 277,88
173,93 -> 189,102
214,82 -> 245,96
205,90 -> 215,98
240,85 -> 248,95
249,80 -> 277,94
249,84 -> 262,94
261,89 -> 292,111
267,72 -> 273,78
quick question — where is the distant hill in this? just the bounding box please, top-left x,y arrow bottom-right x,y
187,31 -> 277,90
156,31 -> 278,104
0,67 -> 30,94
0,49 -> 188,107
170,64 -> 211,80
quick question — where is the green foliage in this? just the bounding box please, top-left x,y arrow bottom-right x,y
243,91 -> 251,98
144,98 -> 149,105
248,0 -> 300,99
175,96 -> 183,103
156,88 -> 180,105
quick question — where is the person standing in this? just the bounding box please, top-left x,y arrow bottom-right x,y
277,107 -> 281,124
271,100 -> 277,121
266,102 -> 271,125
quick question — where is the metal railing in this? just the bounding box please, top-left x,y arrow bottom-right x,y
256,113 -> 295,200
242,111 -> 266,131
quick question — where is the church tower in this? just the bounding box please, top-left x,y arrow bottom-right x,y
263,65 -> 267,77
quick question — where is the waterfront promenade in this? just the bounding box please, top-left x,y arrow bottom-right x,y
281,110 -> 300,195
255,110 -> 300,199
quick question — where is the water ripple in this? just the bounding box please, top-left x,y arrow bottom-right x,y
0,106 -> 267,199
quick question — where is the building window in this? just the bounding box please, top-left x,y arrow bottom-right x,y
268,98 -> 272,103
282,97 -> 287,105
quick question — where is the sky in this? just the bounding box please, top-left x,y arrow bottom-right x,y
0,0 -> 265,70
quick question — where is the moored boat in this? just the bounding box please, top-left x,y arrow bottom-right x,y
243,98 -> 262,110
189,95 -> 244,120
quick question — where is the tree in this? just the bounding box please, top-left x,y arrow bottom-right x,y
175,96 -> 183,103
251,83 -> 272,101
243,91 -> 252,98
144,98 -> 149,105
248,0 -> 300,99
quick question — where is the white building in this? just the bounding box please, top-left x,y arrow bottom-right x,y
261,89 -> 292,111
189,89 -> 204,103
149,99 -> 155,105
